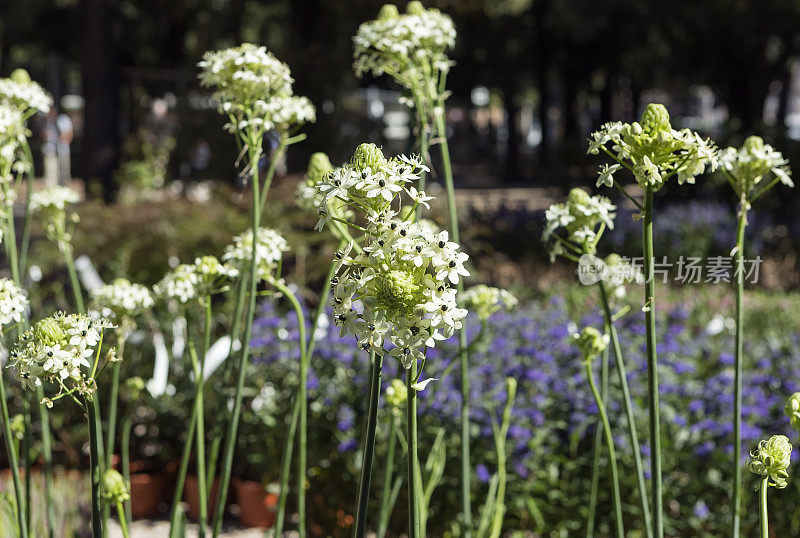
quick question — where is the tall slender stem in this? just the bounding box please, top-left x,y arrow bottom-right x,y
22,397 -> 31,533
0,372 -> 27,537
599,281 -> 653,537
87,398 -> 104,537
642,187 -> 663,538
406,361 -> 421,538
168,400 -> 198,537
190,313 -> 210,537
585,341 -> 609,538
105,338 -> 126,465
354,351 -> 383,537
585,360 -> 624,538
116,502 -> 130,538
377,415 -> 398,538
62,242 -> 85,314
759,478 -> 769,538
731,208 -> 747,538
434,105 -> 471,536
121,417 -> 133,530
18,139 -> 35,277
36,385 -> 55,538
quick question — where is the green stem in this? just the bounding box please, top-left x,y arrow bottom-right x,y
416,119 -> 429,219
22,397 -> 31,533
406,361 -> 421,538
732,207 -> 747,538
642,187 -> 663,538
189,333 -> 208,536
760,478 -> 769,538
0,369 -> 26,537
434,103 -> 471,537
377,416 -> 398,538
354,351 -> 383,538
168,401 -> 198,537
585,360 -> 624,538
116,502 -> 130,538
598,281 -> 653,537
62,242 -> 85,314
105,339 -> 126,465
36,385 -> 55,538
18,139 -> 35,277
87,398 -> 104,537
584,341 -> 609,538
121,417 -> 133,530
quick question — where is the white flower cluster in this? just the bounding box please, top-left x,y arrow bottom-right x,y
460,285 -> 517,321
11,313 -> 113,393
719,135 -> 793,198
0,103 -> 25,168
588,103 -> 718,190
313,143 -> 431,231
198,43 -> 315,134
354,2 -> 456,96
603,254 -> 642,302
90,278 -> 154,321
0,278 -> 28,326
0,70 -> 52,114
543,188 -> 615,260
155,255 -> 238,303
29,185 -> 80,213
222,227 -> 288,283
332,220 -> 469,368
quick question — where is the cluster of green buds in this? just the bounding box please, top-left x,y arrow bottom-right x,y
459,285 -> 518,321
386,379 -> 408,417
296,152 -> 335,212
589,103 -> 718,191
353,2 -> 456,123
719,135 -> 793,207
543,187 -> 616,261
573,326 -> 609,362
747,435 -> 792,489
122,376 -> 147,403
100,469 -> 130,505
29,185 -> 81,248
784,393 -> 800,432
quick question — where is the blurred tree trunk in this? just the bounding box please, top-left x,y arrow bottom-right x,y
503,76 -> 520,182
81,0 -> 121,201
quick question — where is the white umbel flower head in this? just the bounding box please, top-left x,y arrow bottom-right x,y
0,103 -> 25,169
29,185 -> 80,213
719,135 -> 793,201
331,217 -> 469,369
154,264 -> 200,304
198,44 -> 315,135
460,285 -> 517,321
588,103 -> 718,191
354,2 -> 456,116
11,312 -> 113,396
0,278 -> 28,326
90,278 -> 154,321
223,227 -> 288,283
0,69 -> 52,114
543,188 -> 616,260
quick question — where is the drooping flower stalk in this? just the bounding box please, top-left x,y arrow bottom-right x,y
718,136 -> 793,537
574,327 -> 623,538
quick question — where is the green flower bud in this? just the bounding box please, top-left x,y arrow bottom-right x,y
9,414 -> 25,441
747,435 -> 792,489
376,270 -> 422,314
567,187 -> 591,206
352,143 -> 386,171
35,317 -> 65,346
100,469 -> 130,504
785,392 -> 800,431
10,69 -> 31,84
743,135 -> 764,153
123,376 -> 146,403
605,253 -> 622,268
307,152 -> 334,185
386,379 -> 408,408
379,3 -> 401,20
406,1 -> 426,15
640,103 -> 671,134
573,327 -> 609,361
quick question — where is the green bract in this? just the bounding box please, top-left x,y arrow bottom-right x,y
573,327 -> 609,362
100,469 -> 130,504
747,435 -> 792,489
785,393 -> 800,432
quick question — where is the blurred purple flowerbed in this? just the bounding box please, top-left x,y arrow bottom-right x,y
249,289 -> 800,535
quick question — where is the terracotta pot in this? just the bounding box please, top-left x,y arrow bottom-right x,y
130,472 -> 168,519
184,475 -> 223,521
233,479 -> 278,528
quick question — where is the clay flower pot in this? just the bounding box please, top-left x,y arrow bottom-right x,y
232,479 -> 278,528
184,475 -> 223,521
130,472 -> 168,519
